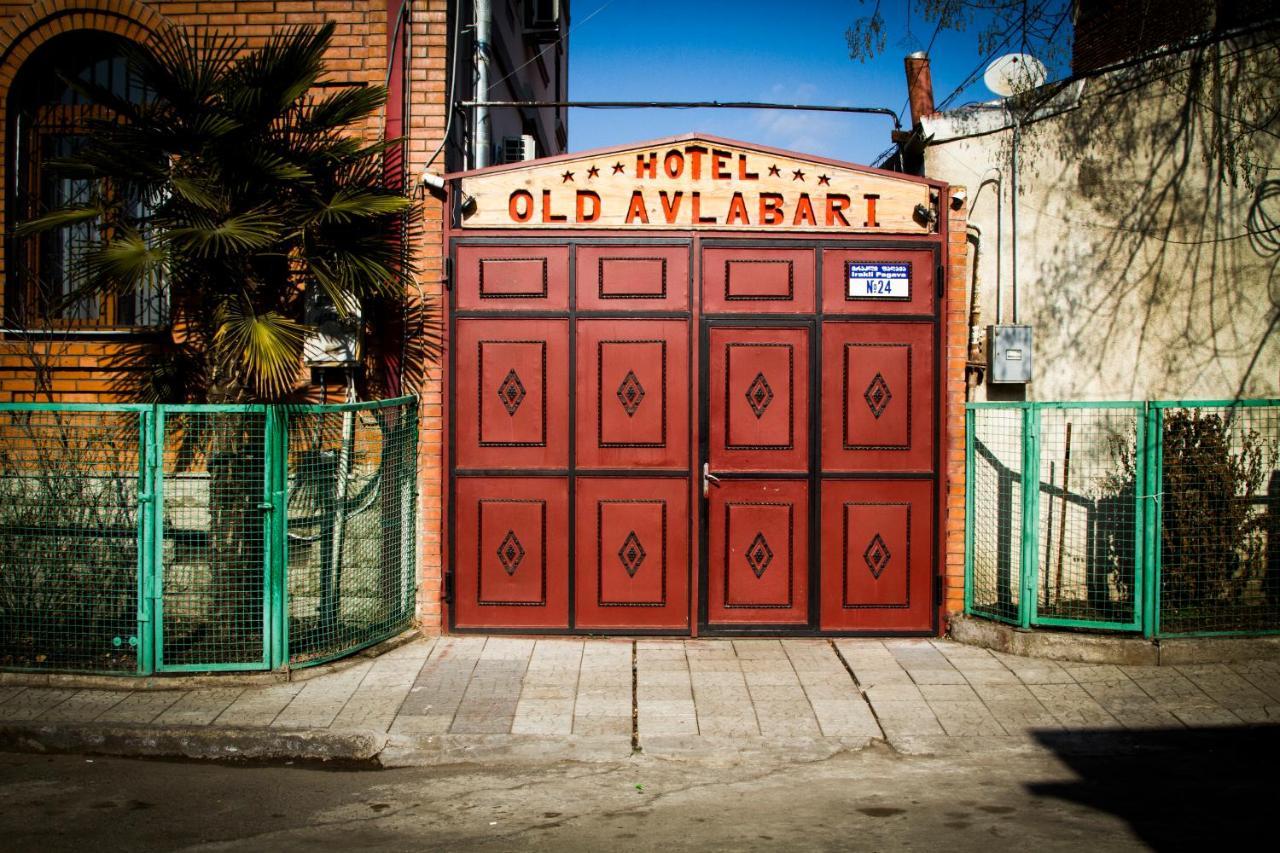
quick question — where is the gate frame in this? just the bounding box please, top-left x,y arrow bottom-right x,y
442,137 -> 954,637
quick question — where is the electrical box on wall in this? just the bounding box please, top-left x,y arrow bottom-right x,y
987,324 -> 1033,384
303,290 -> 361,367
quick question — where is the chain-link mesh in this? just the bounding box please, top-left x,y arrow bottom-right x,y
969,408 -> 1024,622
1158,405 -> 1280,635
160,409 -> 269,668
0,408 -> 142,672
285,399 -> 417,666
0,398 -> 418,676
1035,407 -> 1140,626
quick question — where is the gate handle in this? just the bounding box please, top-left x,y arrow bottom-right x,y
701,462 -> 721,498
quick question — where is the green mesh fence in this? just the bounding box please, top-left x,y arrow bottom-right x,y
967,406 -> 1024,623
966,400 -> 1280,638
1155,404 -> 1280,635
0,397 -> 417,675
0,406 -> 145,672
285,399 -> 418,666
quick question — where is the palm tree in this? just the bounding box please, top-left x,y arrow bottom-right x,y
16,22 -> 415,403
15,24 -> 419,657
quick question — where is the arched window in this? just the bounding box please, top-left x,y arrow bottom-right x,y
6,30 -> 165,330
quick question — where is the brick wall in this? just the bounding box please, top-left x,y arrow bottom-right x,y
943,190 -> 969,623
0,0 -> 450,633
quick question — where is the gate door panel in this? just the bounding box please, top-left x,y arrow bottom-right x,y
454,319 -> 569,470
819,479 -> 933,631
576,319 -> 689,470
706,480 -> 809,624
705,324 -> 811,625
453,477 -> 570,629
575,477 -> 689,629
455,244 -> 569,311
822,321 -> 934,473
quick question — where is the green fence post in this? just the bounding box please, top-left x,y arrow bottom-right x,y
1143,405 -> 1163,639
134,408 -> 155,675
1019,404 -> 1041,629
265,407 -> 288,670
149,406 -> 167,671
964,407 -> 976,615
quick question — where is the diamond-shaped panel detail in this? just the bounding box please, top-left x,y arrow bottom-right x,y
616,370 -> 646,417
617,531 -> 646,577
863,533 -> 891,580
863,372 -> 892,419
745,532 -> 774,578
745,372 -> 774,419
497,530 -> 525,576
497,369 -> 526,416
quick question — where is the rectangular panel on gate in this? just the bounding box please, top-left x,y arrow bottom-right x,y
707,326 -> 809,472
454,319 -> 569,470
706,480 -> 809,625
576,320 -> 689,469
822,321 -> 933,473
701,247 -> 815,313
453,477 -> 570,629
820,479 -> 933,631
575,477 -> 689,629
455,244 -> 569,310
821,248 -> 935,315
575,244 -> 690,311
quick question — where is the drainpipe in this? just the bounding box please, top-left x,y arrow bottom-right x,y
473,0 -> 492,168
966,225 -> 985,396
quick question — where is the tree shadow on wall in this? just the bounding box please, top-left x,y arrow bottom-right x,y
1004,25 -> 1280,399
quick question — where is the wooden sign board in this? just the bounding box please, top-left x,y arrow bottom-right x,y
457,137 -> 935,233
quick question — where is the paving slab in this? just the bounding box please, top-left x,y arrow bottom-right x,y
3,635 -> 1278,767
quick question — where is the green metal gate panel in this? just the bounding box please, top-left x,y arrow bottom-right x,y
154,406 -> 273,671
967,399 -> 1280,639
0,404 -> 149,674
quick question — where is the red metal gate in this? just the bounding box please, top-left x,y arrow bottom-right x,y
445,137 -> 945,636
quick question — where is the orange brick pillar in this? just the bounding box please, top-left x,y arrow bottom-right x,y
943,188 -> 970,627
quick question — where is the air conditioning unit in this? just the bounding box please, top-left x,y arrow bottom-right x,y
524,0 -> 561,42
500,134 -> 537,164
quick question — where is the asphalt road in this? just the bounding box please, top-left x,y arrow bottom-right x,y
2,727 -> 1276,851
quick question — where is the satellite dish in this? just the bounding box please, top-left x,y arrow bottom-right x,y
983,53 -> 1048,97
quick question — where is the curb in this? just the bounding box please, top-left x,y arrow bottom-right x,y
0,722 -> 388,766
0,629 -> 425,692
949,614 -> 1280,665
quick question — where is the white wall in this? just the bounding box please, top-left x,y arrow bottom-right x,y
925,33 -> 1279,402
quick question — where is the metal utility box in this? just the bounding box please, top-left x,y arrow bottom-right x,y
987,324 -> 1033,384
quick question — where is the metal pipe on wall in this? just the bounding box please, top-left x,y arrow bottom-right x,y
473,0 -> 491,168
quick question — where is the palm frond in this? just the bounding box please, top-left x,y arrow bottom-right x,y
309,189 -> 412,225
14,205 -> 104,237
214,297 -> 307,399
83,231 -> 168,294
167,211 -> 282,256
305,85 -> 387,130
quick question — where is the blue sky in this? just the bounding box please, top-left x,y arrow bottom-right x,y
567,0 -> 1071,164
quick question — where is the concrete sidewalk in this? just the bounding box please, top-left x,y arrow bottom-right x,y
2,637 -> 1279,765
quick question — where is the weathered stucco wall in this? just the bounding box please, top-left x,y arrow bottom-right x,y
925,31 -> 1279,402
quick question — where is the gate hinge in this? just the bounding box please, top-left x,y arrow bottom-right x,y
934,574 -> 945,604
443,571 -> 454,604
442,257 -> 453,292
937,264 -> 945,298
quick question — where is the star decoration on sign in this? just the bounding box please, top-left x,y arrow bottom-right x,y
587,165 -> 600,179
612,161 -> 625,174
817,174 -> 831,186
767,164 -> 781,177
561,170 -> 575,183
792,169 -> 805,181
